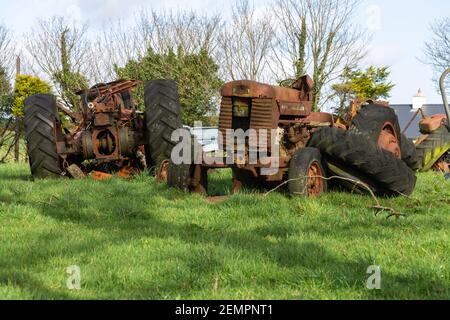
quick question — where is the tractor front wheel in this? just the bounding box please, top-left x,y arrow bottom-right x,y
167,136 -> 205,192
288,147 -> 327,197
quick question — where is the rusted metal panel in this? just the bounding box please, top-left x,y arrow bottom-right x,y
303,112 -> 334,126
291,75 -> 314,100
419,114 -> 447,133
218,97 -> 233,148
77,79 -> 142,100
278,100 -> 311,116
221,80 -> 304,102
94,112 -> 112,127
91,171 -> 113,181
250,98 -> 274,150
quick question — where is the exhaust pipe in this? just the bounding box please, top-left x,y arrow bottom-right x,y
439,68 -> 450,128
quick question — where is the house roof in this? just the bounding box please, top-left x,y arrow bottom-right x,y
390,104 -> 447,138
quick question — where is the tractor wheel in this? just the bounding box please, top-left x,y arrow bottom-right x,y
309,127 -> 416,196
24,94 -> 63,179
167,136 -> 203,192
288,147 -> 327,197
144,80 -> 183,173
416,126 -> 450,171
167,160 -> 192,191
350,104 -> 402,159
400,133 -> 420,170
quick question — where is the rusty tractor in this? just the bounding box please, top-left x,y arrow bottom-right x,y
413,68 -> 450,174
167,75 -> 416,197
24,79 -> 182,179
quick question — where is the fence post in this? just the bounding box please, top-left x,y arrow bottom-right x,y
14,56 -> 20,163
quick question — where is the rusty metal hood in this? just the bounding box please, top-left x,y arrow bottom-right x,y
221,80 -> 302,102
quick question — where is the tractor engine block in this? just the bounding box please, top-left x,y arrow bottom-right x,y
55,80 -> 146,166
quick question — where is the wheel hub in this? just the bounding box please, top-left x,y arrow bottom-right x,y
307,161 -> 324,196
378,123 -> 401,159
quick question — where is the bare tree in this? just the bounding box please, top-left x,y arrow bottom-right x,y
0,24 -> 15,84
138,10 -> 221,56
271,0 -> 368,111
424,18 -> 450,90
25,16 -> 91,106
219,0 -> 274,81
89,19 -> 140,82
0,24 -> 18,163
0,24 -> 14,123
93,9 -> 222,81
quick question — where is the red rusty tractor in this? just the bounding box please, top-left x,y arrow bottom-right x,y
393,68 -> 450,174
414,68 -> 450,173
24,79 -> 182,179
167,75 -> 416,197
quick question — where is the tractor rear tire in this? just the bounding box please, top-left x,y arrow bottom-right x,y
309,127 -> 416,196
400,133 -> 420,170
350,104 -> 402,158
288,147 -> 327,197
350,104 -> 402,141
416,126 -> 450,171
24,94 -> 63,179
144,80 -> 183,173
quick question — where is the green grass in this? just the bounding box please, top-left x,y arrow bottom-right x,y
0,163 -> 449,300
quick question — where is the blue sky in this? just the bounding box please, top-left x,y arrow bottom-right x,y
0,0 -> 449,104
354,0 -> 450,104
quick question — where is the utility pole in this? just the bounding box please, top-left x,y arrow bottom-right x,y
14,55 -> 20,163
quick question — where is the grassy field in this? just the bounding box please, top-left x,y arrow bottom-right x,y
0,163 -> 449,300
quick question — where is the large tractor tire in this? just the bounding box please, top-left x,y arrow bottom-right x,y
416,126 -> 450,171
350,104 -> 419,169
350,104 -> 402,159
309,127 -> 417,196
350,104 -> 401,140
144,80 -> 183,173
167,136 -> 203,191
288,147 -> 327,197
24,94 -> 63,179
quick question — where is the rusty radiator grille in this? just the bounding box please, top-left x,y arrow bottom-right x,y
250,98 -> 273,150
218,97 -> 233,148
